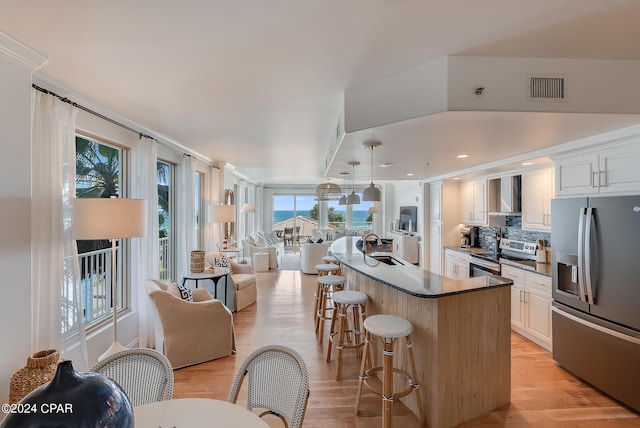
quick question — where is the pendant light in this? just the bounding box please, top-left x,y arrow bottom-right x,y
346,161 -> 361,205
362,140 -> 382,202
338,172 -> 349,206
315,178 -> 342,201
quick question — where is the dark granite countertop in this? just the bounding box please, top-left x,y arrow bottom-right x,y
330,237 -> 513,299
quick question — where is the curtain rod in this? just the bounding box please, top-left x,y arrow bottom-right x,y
31,83 -> 218,168
32,83 -> 154,140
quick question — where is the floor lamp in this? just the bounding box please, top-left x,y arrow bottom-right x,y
210,203 -> 236,249
74,197 -> 147,361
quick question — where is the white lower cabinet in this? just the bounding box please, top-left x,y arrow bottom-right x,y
444,249 -> 470,279
502,265 -> 552,351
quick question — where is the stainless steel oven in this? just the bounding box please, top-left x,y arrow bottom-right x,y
469,256 -> 500,277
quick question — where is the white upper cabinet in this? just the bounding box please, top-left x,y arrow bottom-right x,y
522,167 -> 554,231
460,179 -> 486,225
555,140 -> 640,196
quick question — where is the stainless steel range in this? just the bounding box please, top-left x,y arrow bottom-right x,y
469,238 -> 538,277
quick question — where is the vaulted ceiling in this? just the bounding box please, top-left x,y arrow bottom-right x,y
3,0 -> 640,185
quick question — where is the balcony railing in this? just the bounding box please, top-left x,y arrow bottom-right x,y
159,236 -> 171,281
62,237 -> 172,334
327,221 -> 373,233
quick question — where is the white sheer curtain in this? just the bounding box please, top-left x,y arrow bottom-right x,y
177,155 -> 196,278
131,136 -> 159,348
31,90 -> 88,369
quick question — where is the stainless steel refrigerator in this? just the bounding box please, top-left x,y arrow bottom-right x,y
551,195 -> 640,412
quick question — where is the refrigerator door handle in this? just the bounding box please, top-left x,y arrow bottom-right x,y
577,207 -> 587,302
584,207 -> 595,304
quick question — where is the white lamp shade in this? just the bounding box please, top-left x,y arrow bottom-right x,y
74,198 -> 147,239
241,203 -> 257,213
210,204 -> 236,223
368,206 -> 379,214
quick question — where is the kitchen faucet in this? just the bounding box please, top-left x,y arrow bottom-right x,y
362,232 -> 381,259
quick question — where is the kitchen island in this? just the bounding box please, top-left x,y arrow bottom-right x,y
330,237 -> 513,428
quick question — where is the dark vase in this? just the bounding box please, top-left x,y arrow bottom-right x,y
1,360 -> 133,428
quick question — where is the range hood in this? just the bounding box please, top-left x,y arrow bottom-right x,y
489,176 -> 521,216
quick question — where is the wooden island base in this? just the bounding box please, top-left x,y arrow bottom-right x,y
344,265 -> 511,428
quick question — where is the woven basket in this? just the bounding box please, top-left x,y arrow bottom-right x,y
190,250 -> 205,273
9,349 -> 64,404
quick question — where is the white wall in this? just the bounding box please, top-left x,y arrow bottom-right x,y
0,37 -> 43,409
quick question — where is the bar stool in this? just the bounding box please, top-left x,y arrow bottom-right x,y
315,275 -> 346,346
354,314 -> 424,428
313,263 -> 341,325
326,290 -> 368,381
322,255 -> 342,275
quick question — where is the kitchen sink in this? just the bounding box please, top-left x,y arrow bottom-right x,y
370,255 -> 404,266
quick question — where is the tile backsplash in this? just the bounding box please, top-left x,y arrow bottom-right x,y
478,216 -> 551,252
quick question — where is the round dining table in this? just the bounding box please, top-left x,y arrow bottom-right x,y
134,398 -> 268,427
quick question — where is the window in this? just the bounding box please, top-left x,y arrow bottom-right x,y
328,193 -> 373,233
273,194 -> 315,246
71,134 -> 128,331
158,160 -> 175,282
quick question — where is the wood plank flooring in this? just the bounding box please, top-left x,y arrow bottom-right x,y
173,268 -> 640,427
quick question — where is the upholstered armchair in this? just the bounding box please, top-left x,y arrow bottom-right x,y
300,242 -> 330,274
205,252 -> 257,312
145,279 -> 235,369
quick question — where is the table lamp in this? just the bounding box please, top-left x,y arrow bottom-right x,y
74,197 -> 147,361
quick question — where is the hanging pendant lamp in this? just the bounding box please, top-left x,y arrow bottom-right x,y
338,172 -> 349,206
346,161 -> 361,205
315,178 -> 342,201
362,140 -> 382,202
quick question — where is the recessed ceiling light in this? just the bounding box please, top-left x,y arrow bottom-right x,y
457,154 -> 469,159
406,173 -> 414,176
521,162 -> 533,166
379,162 -> 393,168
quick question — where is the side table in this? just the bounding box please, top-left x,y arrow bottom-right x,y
253,252 -> 269,272
182,268 -> 231,305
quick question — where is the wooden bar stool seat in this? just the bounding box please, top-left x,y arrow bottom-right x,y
355,314 -> 424,428
313,263 -> 341,327
315,275 -> 346,346
322,255 -> 342,275
326,290 -> 368,381
322,255 -> 339,264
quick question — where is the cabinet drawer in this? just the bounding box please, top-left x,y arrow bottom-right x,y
525,271 -> 551,294
501,265 -> 525,283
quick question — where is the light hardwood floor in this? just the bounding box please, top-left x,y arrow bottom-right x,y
173,268 -> 640,427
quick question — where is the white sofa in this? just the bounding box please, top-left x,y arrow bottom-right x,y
242,231 -> 284,269
300,242 -> 330,274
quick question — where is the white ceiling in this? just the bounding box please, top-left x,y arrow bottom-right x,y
3,0 -> 640,185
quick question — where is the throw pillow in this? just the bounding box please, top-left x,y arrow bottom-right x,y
168,282 -> 193,302
215,254 -> 232,269
254,234 -> 268,247
247,235 -> 256,246
266,231 -> 279,245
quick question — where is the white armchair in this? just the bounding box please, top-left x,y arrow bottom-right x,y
300,242 -> 329,274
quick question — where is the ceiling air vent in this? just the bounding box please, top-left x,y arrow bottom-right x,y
527,74 -> 567,103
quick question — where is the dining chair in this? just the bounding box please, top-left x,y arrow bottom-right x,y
91,347 -> 174,407
228,345 -> 310,428
283,227 -> 294,246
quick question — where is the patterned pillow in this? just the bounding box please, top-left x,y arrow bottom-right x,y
169,281 -> 193,302
265,231 -> 278,245
215,254 -> 232,269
